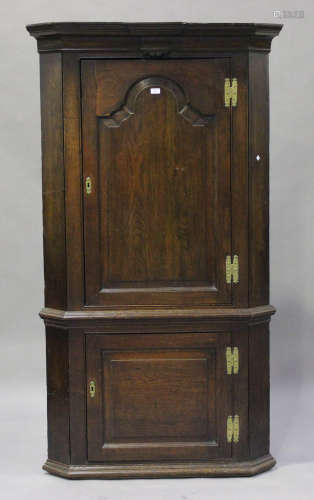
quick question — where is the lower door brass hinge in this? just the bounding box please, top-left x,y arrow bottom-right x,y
227,415 -> 240,443
226,347 -> 239,375
226,255 -> 239,284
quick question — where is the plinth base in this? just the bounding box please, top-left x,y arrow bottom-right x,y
43,454 -> 276,479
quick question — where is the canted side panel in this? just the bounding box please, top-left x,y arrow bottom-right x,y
46,326 -> 70,463
248,53 -> 270,306
40,53 -> 67,308
63,54 -> 84,308
68,329 -> 86,464
249,323 -> 270,458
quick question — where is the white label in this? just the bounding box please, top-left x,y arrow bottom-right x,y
150,88 -> 161,94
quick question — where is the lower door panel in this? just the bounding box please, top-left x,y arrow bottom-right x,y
86,332 -> 232,462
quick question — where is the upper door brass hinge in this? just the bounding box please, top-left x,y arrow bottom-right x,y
226,346 -> 239,375
226,255 -> 239,284
227,415 -> 240,443
224,78 -> 238,107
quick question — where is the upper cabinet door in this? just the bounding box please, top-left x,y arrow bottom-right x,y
82,59 -> 232,307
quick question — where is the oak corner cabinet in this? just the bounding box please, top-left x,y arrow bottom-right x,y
27,22 -> 282,479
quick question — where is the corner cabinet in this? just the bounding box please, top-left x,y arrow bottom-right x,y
27,22 -> 282,479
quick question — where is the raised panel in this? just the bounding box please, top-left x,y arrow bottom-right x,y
86,332 -> 232,462
99,89 -> 215,289
104,351 -> 213,441
82,59 -> 232,307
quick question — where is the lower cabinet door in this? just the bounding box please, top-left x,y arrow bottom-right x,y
86,332 -> 232,462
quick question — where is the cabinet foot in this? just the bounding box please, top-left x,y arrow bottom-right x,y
43,454 -> 276,479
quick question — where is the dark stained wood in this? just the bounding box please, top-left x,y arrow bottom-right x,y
46,326 -> 70,463
27,23 -> 282,479
86,332 -> 231,461
101,76 -> 214,127
82,59 -> 231,307
232,328 -> 249,459
68,330 -> 86,464
98,80 -> 216,287
231,54 -> 249,307
40,53 -> 66,309
40,304 -> 276,324
63,54 -> 84,309
249,53 -> 270,306
27,22 -> 283,38
249,322 -> 270,458
27,22 -> 282,54
43,454 -> 276,478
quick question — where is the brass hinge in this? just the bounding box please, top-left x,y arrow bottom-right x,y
85,176 -> 92,195
227,415 -> 240,443
226,255 -> 239,284
224,78 -> 238,107
89,380 -> 96,398
226,347 -> 239,375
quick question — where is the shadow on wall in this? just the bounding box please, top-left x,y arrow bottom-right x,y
270,299 -> 314,465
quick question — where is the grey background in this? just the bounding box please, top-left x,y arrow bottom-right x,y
1,1 -> 313,498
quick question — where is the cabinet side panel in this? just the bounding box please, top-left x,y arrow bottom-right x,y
249,322 -> 270,458
46,326 -> 70,463
248,53 -> 269,306
69,330 -> 87,464
63,54 -> 84,308
40,53 -> 66,308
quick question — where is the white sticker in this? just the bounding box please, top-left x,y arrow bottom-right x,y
150,88 -> 161,94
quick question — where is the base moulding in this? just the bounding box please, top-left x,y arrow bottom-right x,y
43,454 -> 276,479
